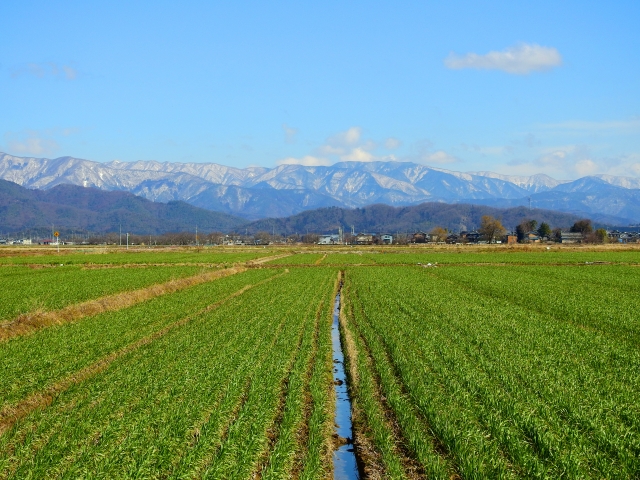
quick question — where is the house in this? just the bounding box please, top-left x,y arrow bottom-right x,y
380,234 -> 393,245
411,232 -> 427,243
526,232 -> 541,243
561,232 -> 583,243
608,230 -> 622,242
616,232 -> 640,243
445,234 -> 459,244
506,235 -> 517,244
318,234 -> 341,245
461,231 -> 481,243
355,233 -> 375,245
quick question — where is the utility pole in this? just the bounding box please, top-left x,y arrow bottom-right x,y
195,225 -> 198,246
126,232 -> 129,250
120,224 -> 122,246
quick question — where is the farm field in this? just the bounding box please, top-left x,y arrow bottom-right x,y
0,265 -> 206,323
0,248 -> 275,265
1,245 -> 639,479
319,249 -> 640,266
341,265 -> 640,479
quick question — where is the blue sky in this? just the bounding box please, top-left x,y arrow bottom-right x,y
1,1 -> 639,179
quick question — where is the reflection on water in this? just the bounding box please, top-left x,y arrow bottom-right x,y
332,291 -> 359,479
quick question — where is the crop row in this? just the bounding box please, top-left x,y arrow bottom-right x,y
431,264 -> 640,345
0,265 -> 209,322
341,266 -> 640,478
0,249 -> 273,265
0,267 -> 337,479
266,253 -> 325,265
325,249 -> 640,265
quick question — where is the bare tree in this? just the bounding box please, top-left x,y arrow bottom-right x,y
429,226 -> 448,243
479,215 -> 506,243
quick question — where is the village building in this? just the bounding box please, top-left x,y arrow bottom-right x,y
355,233 -> 375,245
411,232 -> 427,243
317,234 -> 341,245
560,232 -> 583,243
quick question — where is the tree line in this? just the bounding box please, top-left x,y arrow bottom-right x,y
426,216 -> 607,244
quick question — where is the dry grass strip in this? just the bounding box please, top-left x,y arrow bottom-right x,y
0,281 -> 260,437
0,266 -> 246,343
247,253 -> 292,265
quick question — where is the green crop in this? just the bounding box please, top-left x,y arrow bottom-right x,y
0,265 -> 206,322
0,249 -> 274,265
2,246 -> 640,478
341,266 -> 640,478
0,268 -> 337,479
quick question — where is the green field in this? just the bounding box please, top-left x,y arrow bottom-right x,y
0,265 -> 207,322
1,246 -> 639,478
0,248 -> 274,265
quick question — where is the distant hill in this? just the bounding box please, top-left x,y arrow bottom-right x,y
0,179 -> 624,237
3,152 -> 640,222
0,179 -> 246,234
242,202 -> 610,235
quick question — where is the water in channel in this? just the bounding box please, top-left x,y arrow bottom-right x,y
332,290 -> 359,479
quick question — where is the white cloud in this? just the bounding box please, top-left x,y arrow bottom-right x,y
342,147 -> 375,162
62,65 -> 77,80
277,155 -> 332,167
11,62 -> 77,80
573,159 -> 599,176
4,130 -> 60,156
424,150 -> 460,164
536,149 -> 567,166
384,137 -> 401,149
327,127 -> 362,147
282,123 -> 298,144
445,43 -> 562,75
316,127 -> 373,161
403,139 -> 460,166
278,127 -> 402,166
500,145 -> 640,179
534,146 -> 605,177
317,144 -> 346,156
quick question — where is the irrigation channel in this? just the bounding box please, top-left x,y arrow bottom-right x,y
332,286 -> 360,479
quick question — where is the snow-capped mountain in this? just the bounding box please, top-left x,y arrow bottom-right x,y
1,152 -> 639,222
468,171 -> 565,192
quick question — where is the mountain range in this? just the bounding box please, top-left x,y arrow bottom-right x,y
1,152 -> 639,224
0,178 -> 594,236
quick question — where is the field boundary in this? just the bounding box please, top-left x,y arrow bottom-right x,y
0,266 -> 246,342
247,253 -> 292,265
